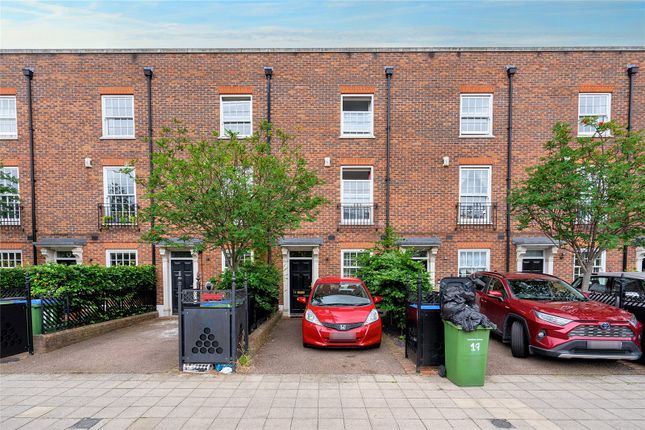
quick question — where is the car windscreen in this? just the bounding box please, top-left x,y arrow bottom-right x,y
311,283 -> 371,306
508,279 -> 587,301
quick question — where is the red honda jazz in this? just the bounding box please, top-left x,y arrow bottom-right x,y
298,277 -> 382,348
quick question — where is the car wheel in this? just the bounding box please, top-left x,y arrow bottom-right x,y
302,342 -> 309,348
510,321 -> 528,358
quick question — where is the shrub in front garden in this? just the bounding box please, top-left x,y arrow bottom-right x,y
0,264 -> 156,297
212,261 -> 280,314
357,228 -> 431,333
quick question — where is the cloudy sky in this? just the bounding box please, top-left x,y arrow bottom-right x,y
1,0 -> 644,49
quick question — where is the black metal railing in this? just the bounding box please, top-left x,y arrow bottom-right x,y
338,203 -> 376,226
41,288 -> 156,334
248,293 -> 278,333
456,202 -> 497,229
0,203 -> 21,228
98,203 -> 139,229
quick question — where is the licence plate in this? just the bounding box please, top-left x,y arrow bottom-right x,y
330,332 -> 356,341
587,341 -> 623,350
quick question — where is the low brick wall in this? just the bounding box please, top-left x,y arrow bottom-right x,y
247,311 -> 282,357
33,312 -> 158,353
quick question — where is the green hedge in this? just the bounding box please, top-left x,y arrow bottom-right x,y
0,264 -> 156,297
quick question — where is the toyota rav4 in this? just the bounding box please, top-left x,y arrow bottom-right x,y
472,272 -> 642,360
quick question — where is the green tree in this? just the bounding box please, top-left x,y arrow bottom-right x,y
357,227 -> 431,332
138,121 -> 326,272
510,119 -> 644,291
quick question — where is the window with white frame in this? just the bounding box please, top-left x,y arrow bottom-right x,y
103,167 -> 137,224
573,251 -> 606,279
0,167 -> 20,225
102,95 -> 134,138
578,93 -> 611,136
458,249 -> 490,276
341,167 -> 373,225
0,251 -> 22,268
460,94 -> 493,136
221,95 -> 252,137
341,95 -> 373,137
459,166 -> 491,223
222,249 -> 254,271
342,250 -> 368,277
0,96 -> 17,138
107,250 -> 138,267
409,249 -> 430,272
55,250 -> 78,265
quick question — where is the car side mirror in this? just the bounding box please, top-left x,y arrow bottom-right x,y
373,296 -> 383,304
488,290 -> 504,301
296,296 -> 307,304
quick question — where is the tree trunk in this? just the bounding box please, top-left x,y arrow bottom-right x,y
579,259 -> 594,292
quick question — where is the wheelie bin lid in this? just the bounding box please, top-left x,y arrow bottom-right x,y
408,303 -> 440,310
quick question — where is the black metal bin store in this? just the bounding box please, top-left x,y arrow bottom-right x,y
178,277 -> 248,371
405,290 -> 443,371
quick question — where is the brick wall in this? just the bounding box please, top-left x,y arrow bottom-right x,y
1,49 -> 643,305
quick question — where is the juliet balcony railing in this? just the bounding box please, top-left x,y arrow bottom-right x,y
0,202 -> 21,228
98,202 -> 139,230
338,203 -> 376,227
456,202 -> 497,229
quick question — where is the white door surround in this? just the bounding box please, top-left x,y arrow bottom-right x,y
158,247 -> 199,317
516,245 -> 558,275
281,246 -> 319,317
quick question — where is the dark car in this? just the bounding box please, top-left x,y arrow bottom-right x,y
472,272 -> 642,360
572,272 -> 645,340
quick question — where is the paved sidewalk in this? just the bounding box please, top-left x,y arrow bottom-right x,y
1,373 -> 645,430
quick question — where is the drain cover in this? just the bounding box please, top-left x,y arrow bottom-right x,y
71,418 -> 101,429
490,419 -> 514,429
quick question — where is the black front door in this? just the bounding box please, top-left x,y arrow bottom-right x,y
522,258 -> 544,273
290,259 -> 312,315
171,260 -> 194,314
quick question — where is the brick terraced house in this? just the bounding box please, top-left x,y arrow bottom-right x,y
0,47 -> 643,316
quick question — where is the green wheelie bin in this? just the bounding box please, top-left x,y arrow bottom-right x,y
443,320 -> 491,386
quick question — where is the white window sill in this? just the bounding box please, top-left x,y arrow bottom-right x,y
459,134 -> 495,139
577,133 -> 612,138
0,136 -> 18,140
219,135 -> 252,139
340,134 -> 375,139
100,136 -> 136,140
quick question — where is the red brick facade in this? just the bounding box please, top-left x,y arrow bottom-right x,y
0,48 -> 643,315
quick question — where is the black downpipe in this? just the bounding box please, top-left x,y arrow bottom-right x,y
264,67 -> 273,147
623,64 -> 638,270
144,67 -> 156,267
23,67 -> 37,264
384,67 -> 394,228
264,66 -> 273,264
505,65 -> 517,272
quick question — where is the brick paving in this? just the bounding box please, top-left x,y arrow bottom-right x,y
1,373 -> 645,430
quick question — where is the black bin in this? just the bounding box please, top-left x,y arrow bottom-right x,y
406,302 -> 444,366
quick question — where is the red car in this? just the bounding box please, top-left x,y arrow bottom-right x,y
298,277 -> 383,348
472,272 -> 642,360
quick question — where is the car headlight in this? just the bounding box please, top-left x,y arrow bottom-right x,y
534,310 -> 573,326
364,309 -> 379,326
305,309 -> 323,326
629,314 -> 638,328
